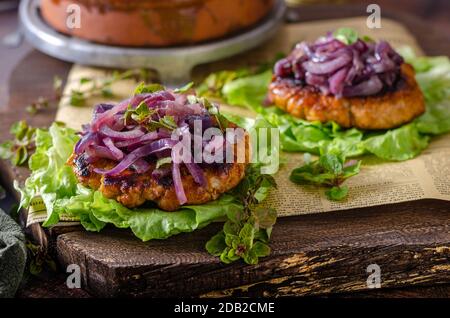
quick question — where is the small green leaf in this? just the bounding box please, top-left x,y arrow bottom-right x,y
101,86 -> 113,97
13,146 -> 27,166
10,120 -> 28,139
319,153 -> 343,174
205,231 -> 226,256
361,35 -> 375,43
253,207 -> 277,229
29,259 -> 42,276
239,222 -> 255,250
159,115 -> 177,130
187,95 -> 199,104
290,152 -> 360,201
333,27 -> 359,45
69,90 -> 86,106
223,221 -> 240,236
251,241 -> 271,258
0,141 -> 13,159
325,185 -> 349,201
173,82 -> 194,93
134,82 -> 165,95
155,157 -> 172,169
79,77 -> 92,85
220,248 -> 232,264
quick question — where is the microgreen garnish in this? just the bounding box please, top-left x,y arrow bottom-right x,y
290,152 -> 361,201
206,164 -> 277,264
0,121 -> 37,166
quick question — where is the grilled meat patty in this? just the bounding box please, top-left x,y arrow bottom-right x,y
69,153 -> 246,211
268,63 -> 425,130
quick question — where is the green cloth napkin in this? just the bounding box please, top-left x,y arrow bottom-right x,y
0,208 -> 26,298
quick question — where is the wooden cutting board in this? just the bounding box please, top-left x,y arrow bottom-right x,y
1,16 -> 449,297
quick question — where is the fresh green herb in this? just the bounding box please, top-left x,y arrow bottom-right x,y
197,69 -> 252,99
156,157 -> 172,169
173,82 -> 194,93
0,121 -> 38,166
146,115 -> 178,131
134,82 -> 165,95
26,76 -> 63,114
26,241 -> 57,276
333,27 -> 359,45
206,164 -> 277,264
124,101 -> 158,125
69,89 -> 85,106
361,35 -> 375,43
290,152 -> 361,201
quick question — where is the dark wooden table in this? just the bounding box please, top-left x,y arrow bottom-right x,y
1,2 -> 450,298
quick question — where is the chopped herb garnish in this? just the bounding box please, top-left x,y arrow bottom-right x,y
134,82 -> 165,95
206,164 -> 277,264
0,121 -> 39,167
290,152 -> 361,201
333,27 -> 359,45
155,157 -> 172,169
173,82 -> 194,93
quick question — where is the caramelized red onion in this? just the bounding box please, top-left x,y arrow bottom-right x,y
274,35 -> 404,98
76,89 -> 227,206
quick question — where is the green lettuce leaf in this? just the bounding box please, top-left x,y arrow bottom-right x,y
52,189 -> 240,241
363,123 -> 429,161
15,123 -> 80,226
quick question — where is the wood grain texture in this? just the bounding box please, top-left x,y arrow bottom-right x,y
1,5 -> 450,298
57,199 -> 450,297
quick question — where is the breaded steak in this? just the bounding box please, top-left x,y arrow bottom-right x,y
69,153 -> 246,211
269,63 -> 425,130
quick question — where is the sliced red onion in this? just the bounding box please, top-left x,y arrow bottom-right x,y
93,103 -> 114,120
152,166 -> 171,180
86,145 -> 117,161
329,67 -> 348,96
132,159 -> 151,174
95,139 -> 177,176
305,72 -> 327,87
91,96 -> 142,132
74,132 -> 97,154
99,125 -> 145,140
114,132 -> 158,148
303,54 -> 352,75
185,163 -> 207,187
103,137 -> 124,160
171,162 -> 187,205
274,33 -> 404,98
343,75 -> 383,97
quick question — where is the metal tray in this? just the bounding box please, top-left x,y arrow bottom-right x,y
20,0 -> 285,85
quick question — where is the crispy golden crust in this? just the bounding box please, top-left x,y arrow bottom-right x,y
268,63 -> 426,130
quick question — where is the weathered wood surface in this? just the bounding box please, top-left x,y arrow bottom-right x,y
1,5 -> 450,298
56,199 -> 450,297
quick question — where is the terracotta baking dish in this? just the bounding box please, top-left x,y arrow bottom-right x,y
40,0 -> 275,47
